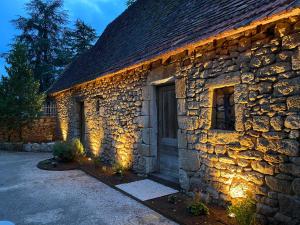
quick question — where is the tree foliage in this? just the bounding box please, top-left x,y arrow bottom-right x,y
11,0 -> 99,91
65,19 -> 98,56
126,0 -> 137,7
12,0 -> 68,91
0,43 -> 45,141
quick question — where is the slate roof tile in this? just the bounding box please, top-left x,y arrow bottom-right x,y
49,0 -> 300,93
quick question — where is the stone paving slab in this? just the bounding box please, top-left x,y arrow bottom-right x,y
116,179 -> 178,201
0,151 -> 177,225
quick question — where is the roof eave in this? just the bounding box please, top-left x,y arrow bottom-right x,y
49,6 -> 300,97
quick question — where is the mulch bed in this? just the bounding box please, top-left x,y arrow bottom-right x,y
78,158 -> 236,225
145,193 -> 236,225
37,158 -> 79,171
78,157 -> 144,185
37,157 -> 236,225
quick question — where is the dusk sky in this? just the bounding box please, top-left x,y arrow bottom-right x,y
0,0 -> 127,76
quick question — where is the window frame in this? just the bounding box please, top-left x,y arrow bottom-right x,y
211,86 -> 235,131
43,100 -> 57,117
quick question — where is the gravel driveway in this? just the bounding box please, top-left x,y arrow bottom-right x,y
0,151 -> 177,225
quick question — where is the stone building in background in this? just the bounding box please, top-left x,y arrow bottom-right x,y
48,0 -> 300,224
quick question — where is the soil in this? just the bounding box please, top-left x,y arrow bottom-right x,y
79,157 -> 144,185
145,192 -> 236,225
37,158 -> 79,171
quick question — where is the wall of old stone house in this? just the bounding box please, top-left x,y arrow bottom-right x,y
173,17 -> 300,225
55,71 -> 149,170
55,15 -> 300,225
0,117 -> 57,143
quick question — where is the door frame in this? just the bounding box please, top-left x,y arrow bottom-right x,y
147,76 -> 176,173
74,98 -> 86,148
141,64 -> 186,177
156,83 -> 178,174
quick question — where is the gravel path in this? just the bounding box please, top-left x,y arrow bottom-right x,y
0,151 -> 177,225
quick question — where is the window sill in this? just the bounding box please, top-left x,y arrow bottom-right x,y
206,129 -> 241,144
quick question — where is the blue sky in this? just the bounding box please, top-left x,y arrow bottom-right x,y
0,0 -> 127,76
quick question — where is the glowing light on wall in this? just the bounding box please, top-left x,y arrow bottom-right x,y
87,130 -> 104,156
229,184 -> 248,198
115,132 -> 134,169
85,119 -> 104,156
55,95 -> 70,141
58,116 -> 69,141
229,178 -> 250,199
85,101 -> 105,156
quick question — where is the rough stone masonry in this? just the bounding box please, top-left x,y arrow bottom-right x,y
54,16 -> 300,225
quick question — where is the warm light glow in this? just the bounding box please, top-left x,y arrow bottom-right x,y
55,95 -> 71,141
88,157 -> 92,161
58,117 -> 69,141
114,130 -> 135,169
84,102 -> 135,167
116,142 -> 132,168
85,101 -> 104,156
229,181 -> 249,199
228,212 -> 236,218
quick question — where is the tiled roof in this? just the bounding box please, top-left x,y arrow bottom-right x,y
49,0 -> 300,94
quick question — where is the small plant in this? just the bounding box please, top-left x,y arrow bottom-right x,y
167,195 -> 177,204
53,141 -> 75,162
93,157 -> 101,164
187,192 -> 209,216
93,157 -> 102,167
113,163 -> 125,177
228,197 -> 256,225
101,165 -> 107,172
71,138 -> 84,157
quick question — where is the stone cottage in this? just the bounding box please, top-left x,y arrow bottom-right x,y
49,0 -> 300,224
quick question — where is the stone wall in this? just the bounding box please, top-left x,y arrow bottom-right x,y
0,117 -> 57,143
0,142 -> 54,152
55,71 -> 148,170
54,15 -> 300,225
23,142 -> 55,152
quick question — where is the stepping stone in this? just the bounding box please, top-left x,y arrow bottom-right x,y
116,179 -> 178,201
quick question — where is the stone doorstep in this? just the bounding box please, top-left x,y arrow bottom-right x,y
80,167 -> 184,225
115,179 -> 178,201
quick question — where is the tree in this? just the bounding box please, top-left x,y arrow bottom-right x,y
0,43 -> 45,141
126,0 -> 137,7
12,0 -> 68,91
67,19 -> 98,56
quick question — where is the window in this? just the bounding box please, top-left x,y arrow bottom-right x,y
43,100 -> 56,117
212,86 -> 235,130
96,99 -> 100,113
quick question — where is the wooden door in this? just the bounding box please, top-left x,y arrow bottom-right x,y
157,84 -> 179,181
78,102 -> 85,146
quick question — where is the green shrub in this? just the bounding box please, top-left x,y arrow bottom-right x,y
71,138 -> 84,157
113,163 -> 125,177
53,141 -> 75,162
228,198 -> 256,225
167,195 -> 177,204
187,192 -> 209,216
187,202 -> 209,216
93,157 -> 102,167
